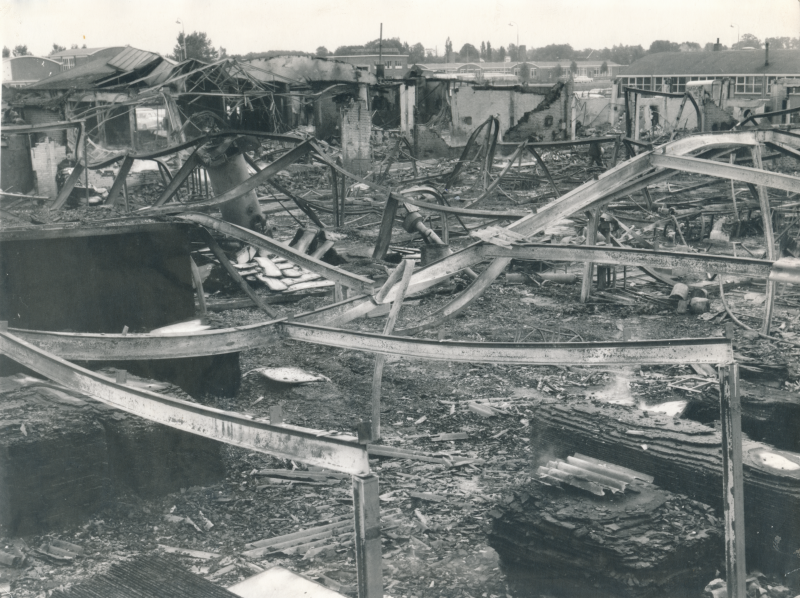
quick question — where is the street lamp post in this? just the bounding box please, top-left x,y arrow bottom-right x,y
509,22 -> 519,57
176,19 -> 187,61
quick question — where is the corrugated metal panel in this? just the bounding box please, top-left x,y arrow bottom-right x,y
536,453 -> 653,496
51,555 -> 238,598
107,46 -> 159,73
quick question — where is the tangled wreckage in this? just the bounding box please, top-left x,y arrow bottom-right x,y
2,51 -> 800,598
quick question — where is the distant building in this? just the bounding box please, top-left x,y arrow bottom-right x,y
333,54 -> 409,79
2,56 -> 61,88
407,59 -> 622,84
47,47 -> 125,71
617,48 -> 800,97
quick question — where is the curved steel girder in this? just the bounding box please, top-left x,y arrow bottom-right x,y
0,330 -> 369,475
280,322 -> 733,365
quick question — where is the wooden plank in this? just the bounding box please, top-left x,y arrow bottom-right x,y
0,329 -> 369,474
719,363 -> 746,598
372,194 -> 400,259
353,474 -> 383,598
750,145 -> 776,335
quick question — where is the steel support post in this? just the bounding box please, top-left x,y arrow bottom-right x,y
353,474 -> 383,598
719,363 -> 746,598
750,145 -> 776,334
581,209 -> 600,303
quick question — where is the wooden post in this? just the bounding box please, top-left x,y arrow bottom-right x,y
372,193 -> 400,259
106,156 -> 134,207
128,106 -> 137,152
719,363 -> 746,598
611,135 -> 621,167
353,474 -> 383,598
338,157 -> 347,225
581,209 -> 600,303
371,259 -> 415,440
750,145 -> 776,334
330,166 -> 341,227
334,281 -> 344,303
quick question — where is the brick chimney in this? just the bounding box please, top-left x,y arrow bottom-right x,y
713,38 -> 722,52
765,41 -> 770,66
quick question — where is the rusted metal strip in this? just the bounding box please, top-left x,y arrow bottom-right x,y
484,243 -> 773,278
179,213 -> 376,294
650,153 -> 800,194
139,140 -> 314,216
49,160 -> 86,210
0,329 -> 369,474
153,149 -> 201,206
281,323 -> 733,365
106,155 -> 135,207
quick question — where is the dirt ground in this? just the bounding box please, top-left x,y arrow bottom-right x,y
2,139 -> 800,598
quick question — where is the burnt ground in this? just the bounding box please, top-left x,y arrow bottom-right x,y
2,141 -> 800,597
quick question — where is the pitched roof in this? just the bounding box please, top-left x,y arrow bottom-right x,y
622,49 -> 800,76
26,46 -> 161,90
48,47 -> 121,59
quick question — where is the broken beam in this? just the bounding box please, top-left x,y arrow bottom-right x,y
483,243 -> 773,278
650,153 -> 800,195
280,323 -> 733,365
0,329 -> 369,474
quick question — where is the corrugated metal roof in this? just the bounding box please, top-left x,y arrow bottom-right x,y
536,453 -> 654,496
107,46 -> 160,72
622,49 -> 800,76
48,47 -> 117,59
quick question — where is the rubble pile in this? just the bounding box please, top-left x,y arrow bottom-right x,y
489,456 -> 723,598
529,396 -> 800,574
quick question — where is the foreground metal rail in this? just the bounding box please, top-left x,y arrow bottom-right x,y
483,243 -> 774,278
0,328 -> 368,475
281,323 -> 733,365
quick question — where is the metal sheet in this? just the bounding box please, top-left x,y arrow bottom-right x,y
0,330 -> 369,475
280,323 -> 733,365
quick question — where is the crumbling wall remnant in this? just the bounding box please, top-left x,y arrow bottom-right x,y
341,99 -> 372,175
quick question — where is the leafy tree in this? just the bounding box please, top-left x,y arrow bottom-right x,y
486,41 -> 493,62
458,43 -> 479,62
765,36 -> 799,50
648,40 -> 679,53
13,45 -> 31,57
609,44 -> 644,65
445,37 -> 453,62
508,43 -> 518,62
173,31 -> 219,62
570,60 -> 578,73
732,33 -> 762,50
49,43 -> 66,55
600,61 -> 608,74
497,46 -> 506,62
219,47 -> 228,58
409,43 -> 425,63
531,43 -> 574,61
680,41 -> 702,51
316,46 -> 329,57
2,46 -> 10,58
480,41 -> 486,60
553,64 -> 563,80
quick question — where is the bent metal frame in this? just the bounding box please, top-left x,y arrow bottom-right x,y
1,323 -> 744,598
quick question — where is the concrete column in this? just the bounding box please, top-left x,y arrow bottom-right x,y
205,153 -> 265,230
399,83 -> 416,136
341,99 -> 372,176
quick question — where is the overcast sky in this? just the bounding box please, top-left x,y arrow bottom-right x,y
2,0 -> 799,58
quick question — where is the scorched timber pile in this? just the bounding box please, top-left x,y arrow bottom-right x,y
528,397 -> 800,573
489,455 -> 722,598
